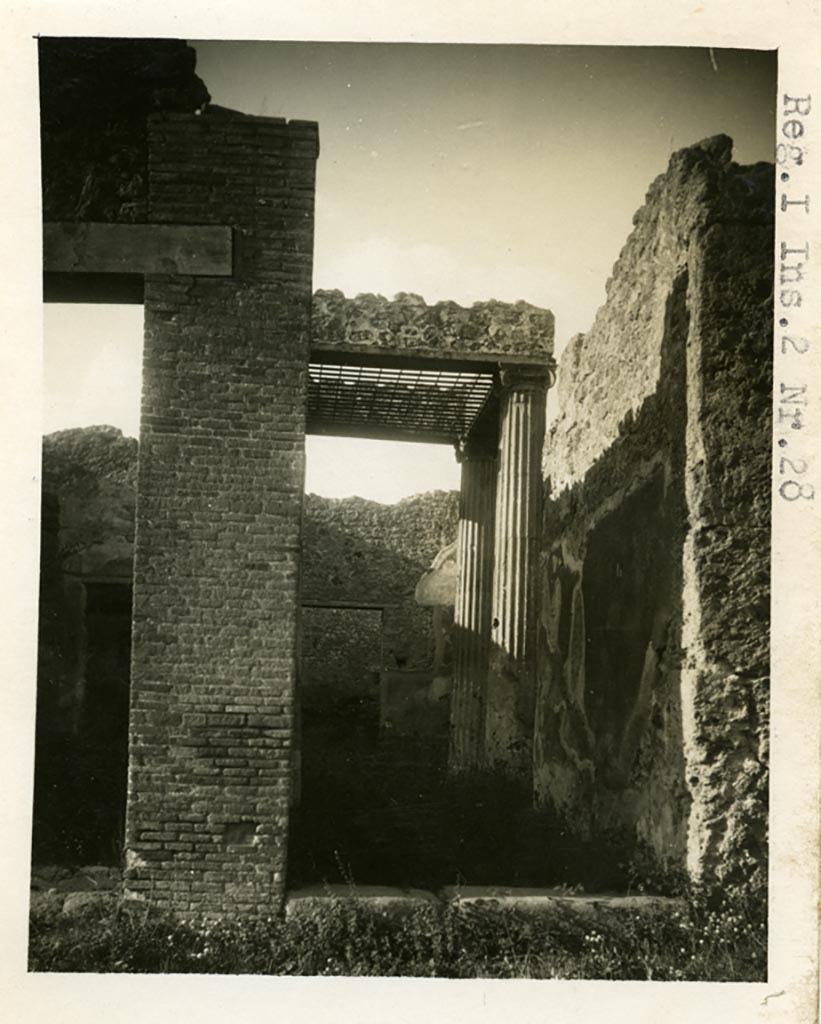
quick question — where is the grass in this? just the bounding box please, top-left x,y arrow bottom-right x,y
28,879 -> 767,980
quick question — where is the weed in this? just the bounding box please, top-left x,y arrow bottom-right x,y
28,877 -> 766,980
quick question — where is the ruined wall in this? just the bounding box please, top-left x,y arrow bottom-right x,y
301,491 -> 458,754
33,428 -> 137,862
538,136 -> 772,887
39,38 -> 209,223
41,426 -> 137,579
36,425 -> 137,732
681,211 -> 772,889
300,606 -> 383,707
301,490 -> 459,675
125,110 -> 318,916
35,427 -> 137,768
299,491 -> 458,761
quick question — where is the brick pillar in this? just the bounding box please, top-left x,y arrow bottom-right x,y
449,438 -> 496,771
124,110 -> 318,917
485,365 -> 552,774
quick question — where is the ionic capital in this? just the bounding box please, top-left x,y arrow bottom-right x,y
498,360 -> 557,393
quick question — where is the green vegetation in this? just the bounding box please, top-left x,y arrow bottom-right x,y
29,880 -> 766,980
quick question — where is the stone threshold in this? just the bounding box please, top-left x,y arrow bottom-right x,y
30,869 -> 682,919
285,884 -> 681,918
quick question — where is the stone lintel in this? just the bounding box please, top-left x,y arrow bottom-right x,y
312,289 -> 554,365
43,222 -> 233,277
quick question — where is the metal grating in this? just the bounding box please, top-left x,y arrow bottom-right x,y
306,362 -> 495,444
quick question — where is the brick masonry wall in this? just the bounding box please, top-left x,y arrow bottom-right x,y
538,137 -> 772,887
124,109 -> 318,916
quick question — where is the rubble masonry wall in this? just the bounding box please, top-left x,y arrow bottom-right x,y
537,137 -> 772,886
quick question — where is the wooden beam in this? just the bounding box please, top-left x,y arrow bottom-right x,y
305,419 -> 457,446
310,344 -> 547,371
43,222 -> 233,277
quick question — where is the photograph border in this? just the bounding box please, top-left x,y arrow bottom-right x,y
1,3 -> 819,1022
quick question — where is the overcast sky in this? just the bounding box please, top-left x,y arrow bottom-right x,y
43,42 -> 776,502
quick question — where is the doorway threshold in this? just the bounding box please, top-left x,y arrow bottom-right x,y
285,884 -> 681,919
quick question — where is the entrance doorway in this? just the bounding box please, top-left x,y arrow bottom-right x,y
288,604 -> 384,885
80,581 -> 132,862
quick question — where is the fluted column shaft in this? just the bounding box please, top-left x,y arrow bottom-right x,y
449,443 -> 497,771
485,366 -> 550,774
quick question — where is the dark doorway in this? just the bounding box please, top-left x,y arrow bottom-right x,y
32,579 -> 132,865
288,606 -> 385,885
80,581 -> 132,863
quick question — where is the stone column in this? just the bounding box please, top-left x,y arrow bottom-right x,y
449,438 -> 497,771
485,364 -> 553,774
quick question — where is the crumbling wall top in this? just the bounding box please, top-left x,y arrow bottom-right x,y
311,289 -> 554,365
39,38 -> 211,223
545,135 -> 773,492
